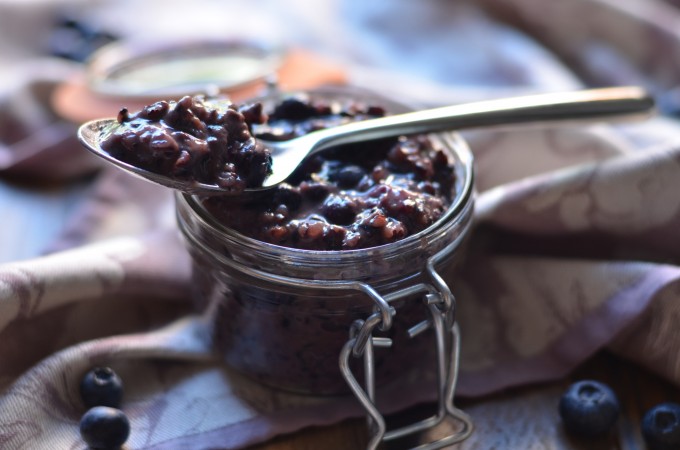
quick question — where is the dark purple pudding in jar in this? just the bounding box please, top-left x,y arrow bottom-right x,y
101,95 -> 272,193
175,88 -> 474,395
201,94 -> 456,251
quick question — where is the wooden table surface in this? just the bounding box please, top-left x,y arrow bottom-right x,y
250,351 -> 679,449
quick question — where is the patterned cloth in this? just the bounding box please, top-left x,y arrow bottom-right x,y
3,0 -> 680,448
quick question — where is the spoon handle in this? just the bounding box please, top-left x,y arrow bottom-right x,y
309,86 -> 654,153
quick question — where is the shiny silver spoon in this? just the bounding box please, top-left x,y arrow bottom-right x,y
78,86 -> 654,196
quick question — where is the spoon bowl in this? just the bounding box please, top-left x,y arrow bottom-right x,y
78,86 -> 655,196
79,118 -> 239,196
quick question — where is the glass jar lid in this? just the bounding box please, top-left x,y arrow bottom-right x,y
86,37 -> 284,99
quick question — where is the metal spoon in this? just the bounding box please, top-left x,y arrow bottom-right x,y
78,86 -> 654,196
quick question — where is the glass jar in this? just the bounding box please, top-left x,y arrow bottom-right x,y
174,87 -> 475,397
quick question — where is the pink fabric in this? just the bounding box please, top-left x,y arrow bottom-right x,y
3,0 -> 680,448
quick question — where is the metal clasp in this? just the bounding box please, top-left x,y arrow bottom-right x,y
339,245 -> 473,449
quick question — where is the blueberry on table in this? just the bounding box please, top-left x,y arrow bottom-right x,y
558,380 -> 620,437
80,367 -> 123,408
79,406 -> 130,449
642,402 -> 680,450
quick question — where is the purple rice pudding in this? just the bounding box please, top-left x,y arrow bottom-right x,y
172,89 -> 470,394
101,95 -> 272,193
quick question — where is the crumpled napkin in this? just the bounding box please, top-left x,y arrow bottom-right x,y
3,0 -> 680,448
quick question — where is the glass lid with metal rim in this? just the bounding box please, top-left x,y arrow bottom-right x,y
86,37 -> 284,99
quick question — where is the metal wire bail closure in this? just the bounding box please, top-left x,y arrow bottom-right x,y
339,240 -> 473,449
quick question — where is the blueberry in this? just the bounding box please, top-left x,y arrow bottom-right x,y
271,97 -> 318,121
558,380 -> 620,437
79,406 -> 130,449
80,367 -> 123,409
322,196 -> 356,225
272,186 -> 303,210
330,165 -> 366,189
642,402 -> 680,450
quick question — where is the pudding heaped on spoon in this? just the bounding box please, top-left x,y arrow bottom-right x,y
79,86 -> 655,196
99,95 -> 273,193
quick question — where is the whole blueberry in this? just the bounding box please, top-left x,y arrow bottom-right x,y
79,406 -> 130,449
642,402 -> 680,450
271,97 -> 318,121
272,186 -> 303,210
558,380 -> 620,437
80,367 -> 123,409
322,197 -> 356,225
330,165 -> 366,189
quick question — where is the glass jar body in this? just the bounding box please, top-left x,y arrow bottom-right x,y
175,86 -> 475,394
190,252 -> 446,393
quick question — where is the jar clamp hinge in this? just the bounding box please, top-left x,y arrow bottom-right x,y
339,246 -> 473,449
